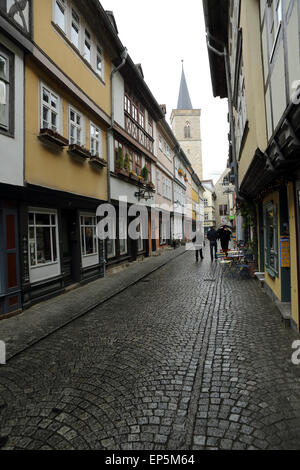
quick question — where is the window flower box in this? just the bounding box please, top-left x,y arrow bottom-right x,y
129,171 -> 139,182
178,169 -> 184,176
38,128 -> 69,147
68,144 -> 92,162
89,155 -> 107,170
116,168 -> 129,177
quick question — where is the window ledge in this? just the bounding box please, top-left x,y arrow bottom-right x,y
38,128 -> 68,147
68,144 -> 92,162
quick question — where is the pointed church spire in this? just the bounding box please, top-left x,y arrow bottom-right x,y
177,61 -> 193,110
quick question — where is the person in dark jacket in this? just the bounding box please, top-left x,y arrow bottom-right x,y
207,226 -> 219,261
217,226 -> 231,254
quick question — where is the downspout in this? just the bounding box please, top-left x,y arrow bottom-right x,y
206,33 -> 239,196
107,47 -> 128,203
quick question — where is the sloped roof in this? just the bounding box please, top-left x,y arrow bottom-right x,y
177,65 -> 193,110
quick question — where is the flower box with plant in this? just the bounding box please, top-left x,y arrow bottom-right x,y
115,147 -> 128,177
129,170 -> 139,181
141,165 -> 149,183
68,143 -> 92,161
89,154 -> 107,170
39,128 -> 69,147
178,168 -> 184,177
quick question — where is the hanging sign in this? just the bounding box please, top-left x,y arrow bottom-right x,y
280,236 -> 290,268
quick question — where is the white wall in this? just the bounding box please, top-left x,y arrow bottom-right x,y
112,71 -> 124,128
0,34 -> 24,187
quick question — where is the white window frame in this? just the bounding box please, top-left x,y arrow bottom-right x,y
28,208 -> 61,284
40,82 -> 62,133
69,105 -> 84,146
54,0 -> 66,33
80,212 -> 99,268
268,0 -> 282,61
71,7 -> 80,49
90,121 -> 102,157
156,169 -> 161,195
96,44 -> 104,80
84,28 -> 91,64
158,134 -> 162,151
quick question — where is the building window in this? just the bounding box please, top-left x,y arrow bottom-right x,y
139,107 -> 145,128
159,134 -> 162,150
28,211 -> 59,267
90,122 -> 102,157
204,198 -> 208,207
80,215 -> 98,257
137,223 -> 144,252
131,104 -> 138,122
219,204 -> 228,216
268,0 -> 282,56
204,213 -> 209,221
106,214 -> 116,259
135,154 -> 142,176
236,61 -> 247,151
147,116 -> 153,137
264,201 -> 278,275
69,107 -> 83,145
96,46 -> 104,79
184,122 -> 191,138
84,29 -> 91,63
41,85 -> 60,132
124,95 -> 131,114
119,217 -> 127,255
0,46 -> 14,135
156,169 -> 161,195
55,0 -> 66,32
71,8 -> 80,49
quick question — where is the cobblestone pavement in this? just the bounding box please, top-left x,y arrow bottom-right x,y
1,248 -> 300,450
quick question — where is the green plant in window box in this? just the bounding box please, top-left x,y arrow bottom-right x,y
141,165 -> 148,182
116,147 -> 124,170
124,152 -> 131,172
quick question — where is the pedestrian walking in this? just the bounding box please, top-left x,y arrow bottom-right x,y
192,228 -> 204,262
217,226 -> 231,255
207,226 -> 219,261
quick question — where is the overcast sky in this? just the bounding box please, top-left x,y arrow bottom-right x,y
101,0 -> 229,183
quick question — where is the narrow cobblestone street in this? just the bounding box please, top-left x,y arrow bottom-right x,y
1,248 -> 300,451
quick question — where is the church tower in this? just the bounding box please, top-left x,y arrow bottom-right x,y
170,63 -> 203,180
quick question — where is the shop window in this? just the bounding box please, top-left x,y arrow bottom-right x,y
28,209 -> 61,283
80,215 -> 98,256
264,201 -> 279,275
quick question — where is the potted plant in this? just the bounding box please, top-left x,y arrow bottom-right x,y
178,168 -> 183,177
115,148 -> 128,176
124,152 -> 131,172
141,165 -> 149,183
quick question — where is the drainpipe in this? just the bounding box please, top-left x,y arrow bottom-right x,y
107,47 -> 128,203
206,33 -> 239,196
